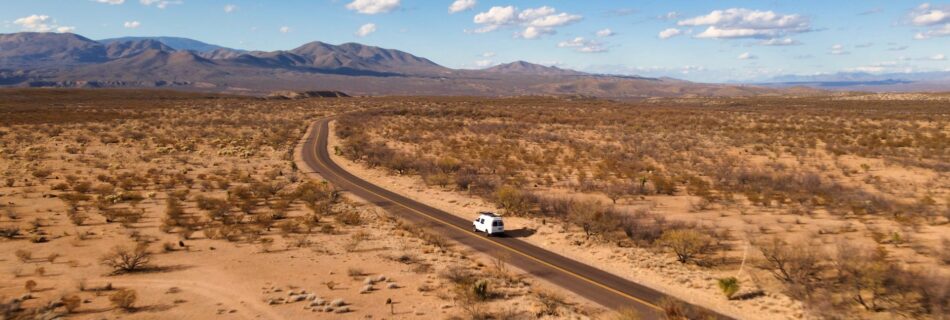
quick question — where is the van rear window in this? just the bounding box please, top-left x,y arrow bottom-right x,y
493,221 -> 503,226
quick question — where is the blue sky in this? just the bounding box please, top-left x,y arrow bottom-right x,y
2,0 -> 948,82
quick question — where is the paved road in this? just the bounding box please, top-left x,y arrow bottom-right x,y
300,119 -> 732,320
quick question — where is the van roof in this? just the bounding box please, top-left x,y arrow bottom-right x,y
478,211 -> 500,217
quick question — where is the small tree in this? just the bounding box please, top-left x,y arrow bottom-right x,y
109,289 -> 137,311
101,243 -> 152,274
659,229 -> 712,264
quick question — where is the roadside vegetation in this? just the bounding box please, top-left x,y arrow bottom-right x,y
336,95 -> 950,319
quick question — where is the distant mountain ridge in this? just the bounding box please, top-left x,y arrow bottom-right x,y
760,71 -> 950,92
98,36 -> 240,53
0,31 -> 813,97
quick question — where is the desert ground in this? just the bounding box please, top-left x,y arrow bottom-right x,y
1,90 -> 947,320
330,94 -> 950,319
0,90 -> 598,320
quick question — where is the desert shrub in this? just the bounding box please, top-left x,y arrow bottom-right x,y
568,200 -> 620,240
472,280 -> 490,301
336,210 -> 363,226
657,297 -> 688,320
24,279 -> 37,292
658,229 -> 713,264
0,226 -> 21,239
14,249 -> 31,262
109,289 -> 137,311
755,238 -> 822,295
62,294 -> 82,313
717,277 -> 740,300
494,185 -> 532,216
534,290 -> 566,317
440,265 -> 473,285
100,243 -> 152,274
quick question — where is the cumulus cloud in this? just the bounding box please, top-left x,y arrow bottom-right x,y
346,0 -> 400,15
95,0 -> 125,5
596,28 -> 614,37
909,3 -> 950,39
930,53 -> 946,60
140,0 -> 182,9
13,14 -> 75,33
677,8 -> 810,39
759,38 -> 800,46
557,37 -> 606,53
224,4 -> 237,13
910,3 -> 949,25
737,52 -> 757,60
123,21 -> 141,28
355,23 -> 377,37
481,51 -> 496,58
829,44 -> 849,55
449,0 -> 476,14
472,5 -> 581,39
658,28 -> 682,39
279,26 -> 291,33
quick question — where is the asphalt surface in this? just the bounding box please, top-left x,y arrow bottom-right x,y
300,119 -> 733,320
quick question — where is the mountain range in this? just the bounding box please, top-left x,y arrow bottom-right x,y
0,32 -> 808,97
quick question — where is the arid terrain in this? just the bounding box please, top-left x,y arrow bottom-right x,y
332,94 -> 950,319
0,90 -> 598,320
1,90 -> 948,320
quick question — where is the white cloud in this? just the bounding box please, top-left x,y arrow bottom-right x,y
355,23 -> 377,37
473,6 -> 516,32
759,38 -> 800,46
472,6 -> 581,39
449,0 -> 476,14
557,37 -> 606,53
678,8 -> 810,39
519,26 -> 553,39
658,28 -> 682,39
481,51 -> 496,58
930,53 -> 946,60
224,4 -> 237,13
909,3 -> 950,39
13,14 -> 75,33
913,23 -> 950,39
279,26 -> 291,33
95,0 -> 125,5
346,0 -> 400,15
596,28 -> 614,37
123,21 -> 141,28
140,0 -> 182,9
737,52 -> 757,60
910,4 -> 949,25
829,44 -> 849,55
660,11 -> 680,20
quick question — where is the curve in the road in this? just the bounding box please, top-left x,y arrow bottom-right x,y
300,119 -> 733,320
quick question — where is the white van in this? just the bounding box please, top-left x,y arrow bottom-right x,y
473,212 -> 504,236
